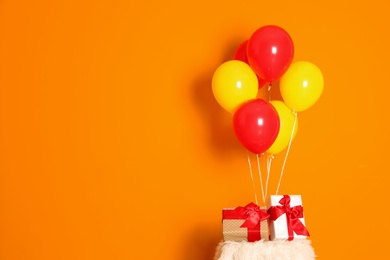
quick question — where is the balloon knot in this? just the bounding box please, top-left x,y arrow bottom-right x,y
292,110 -> 297,116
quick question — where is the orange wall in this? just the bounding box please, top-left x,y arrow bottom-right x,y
0,0 -> 389,259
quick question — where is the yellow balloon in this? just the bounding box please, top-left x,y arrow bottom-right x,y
280,61 -> 324,112
212,60 -> 258,113
266,100 -> 298,155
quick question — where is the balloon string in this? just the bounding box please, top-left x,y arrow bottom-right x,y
265,154 -> 274,199
267,82 -> 272,101
247,154 -> 258,205
276,110 -> 298,195
256,154 -> 266,204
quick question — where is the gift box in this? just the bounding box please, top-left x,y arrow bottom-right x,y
222,202 -> 270,242
267,195 -> 310,241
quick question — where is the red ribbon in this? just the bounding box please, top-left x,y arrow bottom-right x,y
223,202 -> 270,242
267,195 -> 310,241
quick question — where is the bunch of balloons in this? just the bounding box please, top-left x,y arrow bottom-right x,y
212,25 -> 324,155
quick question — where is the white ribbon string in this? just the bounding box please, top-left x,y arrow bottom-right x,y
256,154 -> 266,204
275,110 -> 298,195
247,154 -> 258,205
265,154 -> 274,199
267,82 -> 272,101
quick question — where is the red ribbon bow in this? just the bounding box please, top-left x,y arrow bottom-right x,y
233,202 -> 270,228
268,195 -> 310,241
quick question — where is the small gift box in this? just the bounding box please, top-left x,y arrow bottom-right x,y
222,202 -> 270,242
267,195 -> 310,241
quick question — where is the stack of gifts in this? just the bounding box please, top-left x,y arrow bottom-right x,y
222,195 -> 309,242
214,195 -> 315,260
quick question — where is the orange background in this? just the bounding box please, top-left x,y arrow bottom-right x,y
0,0 -> 389,259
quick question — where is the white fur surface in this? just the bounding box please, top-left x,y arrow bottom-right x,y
213,240 -> 315,260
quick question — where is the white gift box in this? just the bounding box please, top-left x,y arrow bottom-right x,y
268,195 -> 309,241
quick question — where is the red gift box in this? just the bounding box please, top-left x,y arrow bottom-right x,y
222,202 -> 270,242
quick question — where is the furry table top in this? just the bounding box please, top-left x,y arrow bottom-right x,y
214,239 -> 315,260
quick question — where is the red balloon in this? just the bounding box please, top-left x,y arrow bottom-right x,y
247,25 -> 294,82
233,40 -> 267,89
233,40 -> 250,63
233,99 -> 280,154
